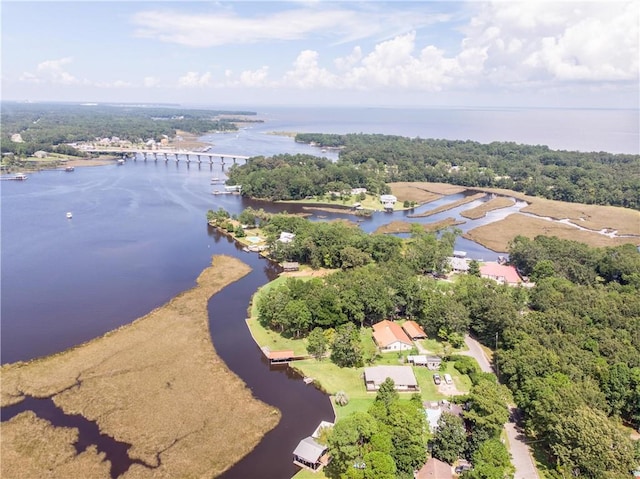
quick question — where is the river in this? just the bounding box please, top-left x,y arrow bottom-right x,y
2,105 -> 634,478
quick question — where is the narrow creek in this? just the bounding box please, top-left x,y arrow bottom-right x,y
206,229 -> 335,479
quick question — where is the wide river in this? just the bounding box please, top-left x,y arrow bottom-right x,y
1,106 -> 636,477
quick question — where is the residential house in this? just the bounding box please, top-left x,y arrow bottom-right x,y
480,262 -> 522,286
364,366 -> 419,392
279,231 -> 295,243
373,320 -> 413,352
407,355 -> 442,370
380,194 -> 397,210
281,262 -> 300,272
293,437 -> 328,471
402,320 -> 427,340
448,256 -> 470,274
415,457 -> 453,479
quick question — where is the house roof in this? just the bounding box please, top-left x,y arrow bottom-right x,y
402,320 -> 427,339
364,366 -> 418,388
448,257 -> 470,271
268,350 -> 295,360
480,262 -> 522,284
416,457 -> 453,479
373,320 -> 413,348
293,436 -> 326,463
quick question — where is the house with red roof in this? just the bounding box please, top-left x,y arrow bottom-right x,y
402,320 -> 428,340
415,457 -> 453,479
480,262 -> 522,286
372,320 -> 413,352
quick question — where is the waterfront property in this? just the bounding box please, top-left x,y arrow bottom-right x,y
372,320 -> 413,352
292,420 -> 334,472
263,348 -> 296,364
364,366 -> 419,392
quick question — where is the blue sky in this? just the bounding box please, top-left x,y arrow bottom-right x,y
2,1 -> 638,108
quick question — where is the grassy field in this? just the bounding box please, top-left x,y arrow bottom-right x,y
1,256 -> 280,479
280,192 -> 408,212
390,181 -> 467,198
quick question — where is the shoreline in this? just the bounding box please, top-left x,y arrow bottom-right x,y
1,255 -> 280,479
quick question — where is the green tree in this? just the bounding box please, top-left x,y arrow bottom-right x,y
362,451 -> 396,479
306,327 -> 328,360
330,323 -> 364,368
326,412 -> 379,479
463,438 -> 514,479
549,406 -> 636,479
468,259 -> 481,277
431,412 -> 467,464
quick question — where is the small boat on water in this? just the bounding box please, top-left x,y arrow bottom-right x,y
65,166 -> 75,172
66,212 -> 73,219
117,159 -> 125,165
14,173 -> 28,180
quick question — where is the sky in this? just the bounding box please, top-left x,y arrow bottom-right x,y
1,1 -> 638,108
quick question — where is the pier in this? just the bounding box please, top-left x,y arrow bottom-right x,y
1,174 -> 28,181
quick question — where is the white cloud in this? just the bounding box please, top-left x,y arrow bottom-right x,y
35,57 -> 81,85
143,76 -> 160,87
282,50 -> 338,89
238,67 -> 270,87
177,71 -> 213,87
131,5 -> 451,48
461,1 -> 639,85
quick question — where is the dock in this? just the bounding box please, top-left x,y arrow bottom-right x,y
1,174 -> 28,181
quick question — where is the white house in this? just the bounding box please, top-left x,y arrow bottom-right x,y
279,232 -> 295,243
364,366 -> 419,391
372,320 -> 413,352
380,194 -> 397,210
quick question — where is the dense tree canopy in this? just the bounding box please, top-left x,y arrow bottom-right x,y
296,133 -> 640,209
1,102 -> 247,157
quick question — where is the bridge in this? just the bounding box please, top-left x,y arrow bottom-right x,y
83,148 -> 251,165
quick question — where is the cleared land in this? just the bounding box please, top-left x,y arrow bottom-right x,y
465,213 -> 640,252
460,197 -> 515,219
1,255 -> 279,479
374,218 -> 464,234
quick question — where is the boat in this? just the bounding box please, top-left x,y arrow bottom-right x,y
66,212 -> 73,219
65,166 -> 75,172
117,159 -> 125,165
14,173 -> 28,180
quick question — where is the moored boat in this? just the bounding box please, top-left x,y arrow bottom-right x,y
66,212 -> 73,219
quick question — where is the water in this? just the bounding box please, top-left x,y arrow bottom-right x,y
205,106 -> 639,155
2,105 -> 635,477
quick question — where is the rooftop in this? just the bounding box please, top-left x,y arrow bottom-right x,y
373,320 -> 413,348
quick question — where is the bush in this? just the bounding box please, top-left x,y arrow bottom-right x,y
453,356 -> 479,375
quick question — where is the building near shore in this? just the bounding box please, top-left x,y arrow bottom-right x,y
364,366 -> 419,392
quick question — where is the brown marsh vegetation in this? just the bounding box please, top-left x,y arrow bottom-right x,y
1,255 -> 280,479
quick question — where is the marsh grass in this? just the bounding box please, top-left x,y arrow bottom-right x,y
408,193 -> 487,218
460,197 -> 516,219
464,212 -> 639,252
1,256 -> 280,479
374,218 -> 464,234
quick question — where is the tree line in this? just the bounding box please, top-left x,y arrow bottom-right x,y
0,102 -> 249,157
295,133 -> 640,209
241,208 -> 640,477
225,153 -> 389,200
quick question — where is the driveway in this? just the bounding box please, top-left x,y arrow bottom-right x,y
463,335 -> 540,479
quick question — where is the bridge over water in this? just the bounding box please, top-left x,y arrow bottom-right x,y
84,148 -> 251,165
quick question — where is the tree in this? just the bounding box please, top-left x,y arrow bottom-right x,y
306,327 -> 328,360
335,391 -> 349,407
463,438 -> 514,479
549,406 -> 636,479
375,378 -> 399,410
468,259 -> 481,277
330,323 -> 364,368
326,412 -> 379,479
431,412 -> 467,464
362,451 -> 396,479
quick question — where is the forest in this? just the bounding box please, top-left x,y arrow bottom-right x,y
225,153 -> 389,200
0,102 -> 252,157
294,133 -> 640,209
213,208 -> 640,479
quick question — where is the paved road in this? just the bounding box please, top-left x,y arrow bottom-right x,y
463,335 -> 540,479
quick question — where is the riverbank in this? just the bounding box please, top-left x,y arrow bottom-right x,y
1,255 -> 280,479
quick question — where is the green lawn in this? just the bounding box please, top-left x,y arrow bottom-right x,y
292,468 -> 328,479
279,193 -> 409,212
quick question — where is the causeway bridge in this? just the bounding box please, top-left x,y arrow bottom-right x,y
83,148 -> 250,165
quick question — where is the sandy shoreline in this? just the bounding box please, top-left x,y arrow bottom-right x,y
1,255 -> 280,479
